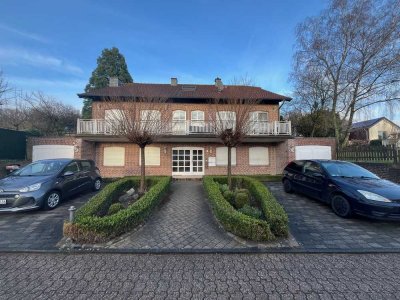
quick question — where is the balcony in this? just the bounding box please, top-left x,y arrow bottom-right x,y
77,119 -> 292,136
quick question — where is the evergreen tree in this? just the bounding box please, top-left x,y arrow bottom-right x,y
82,47 -> 133,118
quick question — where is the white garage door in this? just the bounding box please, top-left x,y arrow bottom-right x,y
295,145 -> 332,160
32,145 -> 74,161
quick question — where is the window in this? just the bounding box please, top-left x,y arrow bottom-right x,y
103,147 -> 125,166
172,110 -> 186,134
140,110 -> 161,121
80,161 -> 92,171
191,110 -> 204,122
250,111 -> 269,134
105,109 -> 125,120
139,147 -> 161,166
250,111 -> 268,122
173,110 -> 186,121
249,147 -> 269,166
303,161 -> 322,176
378,131 -> 387,140
64,162 -> 80,173
216,147 -> 237,166
216,111 -> 236,130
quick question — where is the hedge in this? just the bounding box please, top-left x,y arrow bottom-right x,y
203,176 -> 288,241
64,176 -> 171,243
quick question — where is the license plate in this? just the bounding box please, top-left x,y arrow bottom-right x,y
0,199 -> 6,205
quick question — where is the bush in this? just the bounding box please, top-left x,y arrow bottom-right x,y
108,203 -> 125,215
238,204 -> 262,219
235,192 -> 249,209
219,183 -> 229,194
204,176 -> 288,239
370,139 -> 382,146
223,190 -> 235,205
203,176 -> 274,241
64,176 -> 171,243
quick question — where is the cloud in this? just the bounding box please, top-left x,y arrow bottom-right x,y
0,47 -> 83,75
0,23 -> 49,43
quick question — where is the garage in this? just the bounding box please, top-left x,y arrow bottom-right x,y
295,145 -> 332,160
32,145 -> 74,161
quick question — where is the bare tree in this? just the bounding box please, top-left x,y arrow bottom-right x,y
209,88 -> 260,189
0,71 -> 12,106
25,92 -> 80,135
101,90 -> 170,193
292,0 -> 400,147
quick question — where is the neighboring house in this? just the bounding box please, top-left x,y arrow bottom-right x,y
350,117 -> 400,146
27,77 -> 337,177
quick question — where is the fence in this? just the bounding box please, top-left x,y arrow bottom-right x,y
337,144 -> 398,163
0,128 -> 27,160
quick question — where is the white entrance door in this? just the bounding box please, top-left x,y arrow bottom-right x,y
32,145 -> 74,161
172,147 -> 204,176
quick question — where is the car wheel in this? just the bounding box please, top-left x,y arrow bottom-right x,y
93,178 -> 102,191
331,195 -> 352,218
44,191 -> 61,210
283,179 -> 293,193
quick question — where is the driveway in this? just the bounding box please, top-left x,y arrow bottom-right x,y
266,182 -> 400,251
0,190 -> 97,251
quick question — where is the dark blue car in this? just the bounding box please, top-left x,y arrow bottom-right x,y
283,160 -> 400,219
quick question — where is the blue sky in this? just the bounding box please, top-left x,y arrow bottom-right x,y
0,0 -> 327,111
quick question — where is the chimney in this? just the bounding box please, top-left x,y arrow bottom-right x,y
171,77 -> 178,86
109,77 -> 120,87
215,77 -> 223,91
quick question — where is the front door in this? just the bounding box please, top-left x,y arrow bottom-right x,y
172,147 -> 204,176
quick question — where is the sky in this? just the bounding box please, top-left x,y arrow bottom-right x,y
1,0 -> 329,112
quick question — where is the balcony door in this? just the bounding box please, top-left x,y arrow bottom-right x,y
172,110 -> 186,135
172,147 -> 204,176
250,111 -> 269,134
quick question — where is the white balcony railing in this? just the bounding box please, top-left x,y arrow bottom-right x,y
77,119 -> 291,136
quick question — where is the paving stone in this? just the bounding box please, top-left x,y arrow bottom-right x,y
265,182 -> 400,250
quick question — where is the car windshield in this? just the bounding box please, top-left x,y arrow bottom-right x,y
321,161 -> 379,179
11,161 -> 65,176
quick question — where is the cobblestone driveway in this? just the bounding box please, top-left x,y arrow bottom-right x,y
266,182 -> 400,251
109,181 -> 245,249
1,252 -> 400,299
0,191 -> 96,251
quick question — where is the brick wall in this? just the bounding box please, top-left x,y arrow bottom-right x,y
95,142 -> 279,178
91,102 -> 280,122
355,162 -> 400,184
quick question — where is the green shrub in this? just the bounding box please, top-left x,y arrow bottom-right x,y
64,176 -> 171,243
370,139 -> 382,146
238,204 -> 262,219
205,176 -> 289,239
203,176 -> 274,241
223,190 -> 235,205
219,184 -> 229,194
108,203 -> 125,215
235,192 -> 249,209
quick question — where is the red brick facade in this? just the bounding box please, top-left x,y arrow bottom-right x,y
28,137 -> 336,178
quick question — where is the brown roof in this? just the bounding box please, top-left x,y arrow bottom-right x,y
78,82 -> 291,102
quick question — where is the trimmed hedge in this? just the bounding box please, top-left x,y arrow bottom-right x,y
204,176 -> 288,241
64,176 -> 171,243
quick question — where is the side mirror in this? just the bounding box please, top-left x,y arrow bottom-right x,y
63,171 -> 74,177
313,172 -> 325,178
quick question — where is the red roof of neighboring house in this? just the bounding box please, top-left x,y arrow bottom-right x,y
78,82 -> 292,102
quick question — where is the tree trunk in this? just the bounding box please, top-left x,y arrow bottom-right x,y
227,145 -> 232,190
140,146 -> 146,194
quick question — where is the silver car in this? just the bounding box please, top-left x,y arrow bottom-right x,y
0,159 -> 102,212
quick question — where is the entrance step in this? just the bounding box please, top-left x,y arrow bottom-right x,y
172,175 -> 203,180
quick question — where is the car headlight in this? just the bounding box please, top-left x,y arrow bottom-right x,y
357,190 -> 391,203
19,183 -> 42,193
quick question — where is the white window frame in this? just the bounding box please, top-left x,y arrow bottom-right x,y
139,146 -> 161,166
216,111 -> 236,130
172,110 -> 187,134
191,110 -> 204,122
249,147 -> 269,166
216,147 -> 237,166
103,146 -> 125,167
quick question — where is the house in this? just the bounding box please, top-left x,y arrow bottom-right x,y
27,77 -> 336,178
349,117 -> 400,145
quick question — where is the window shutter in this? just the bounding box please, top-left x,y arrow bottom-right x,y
139,147 -> 161,166
249,147 -> 269,166
104,147 -> 125,166
216,147 -> 236,166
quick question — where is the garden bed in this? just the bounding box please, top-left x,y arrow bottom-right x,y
203,176 -> 288,241
64,176 -> 171,243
